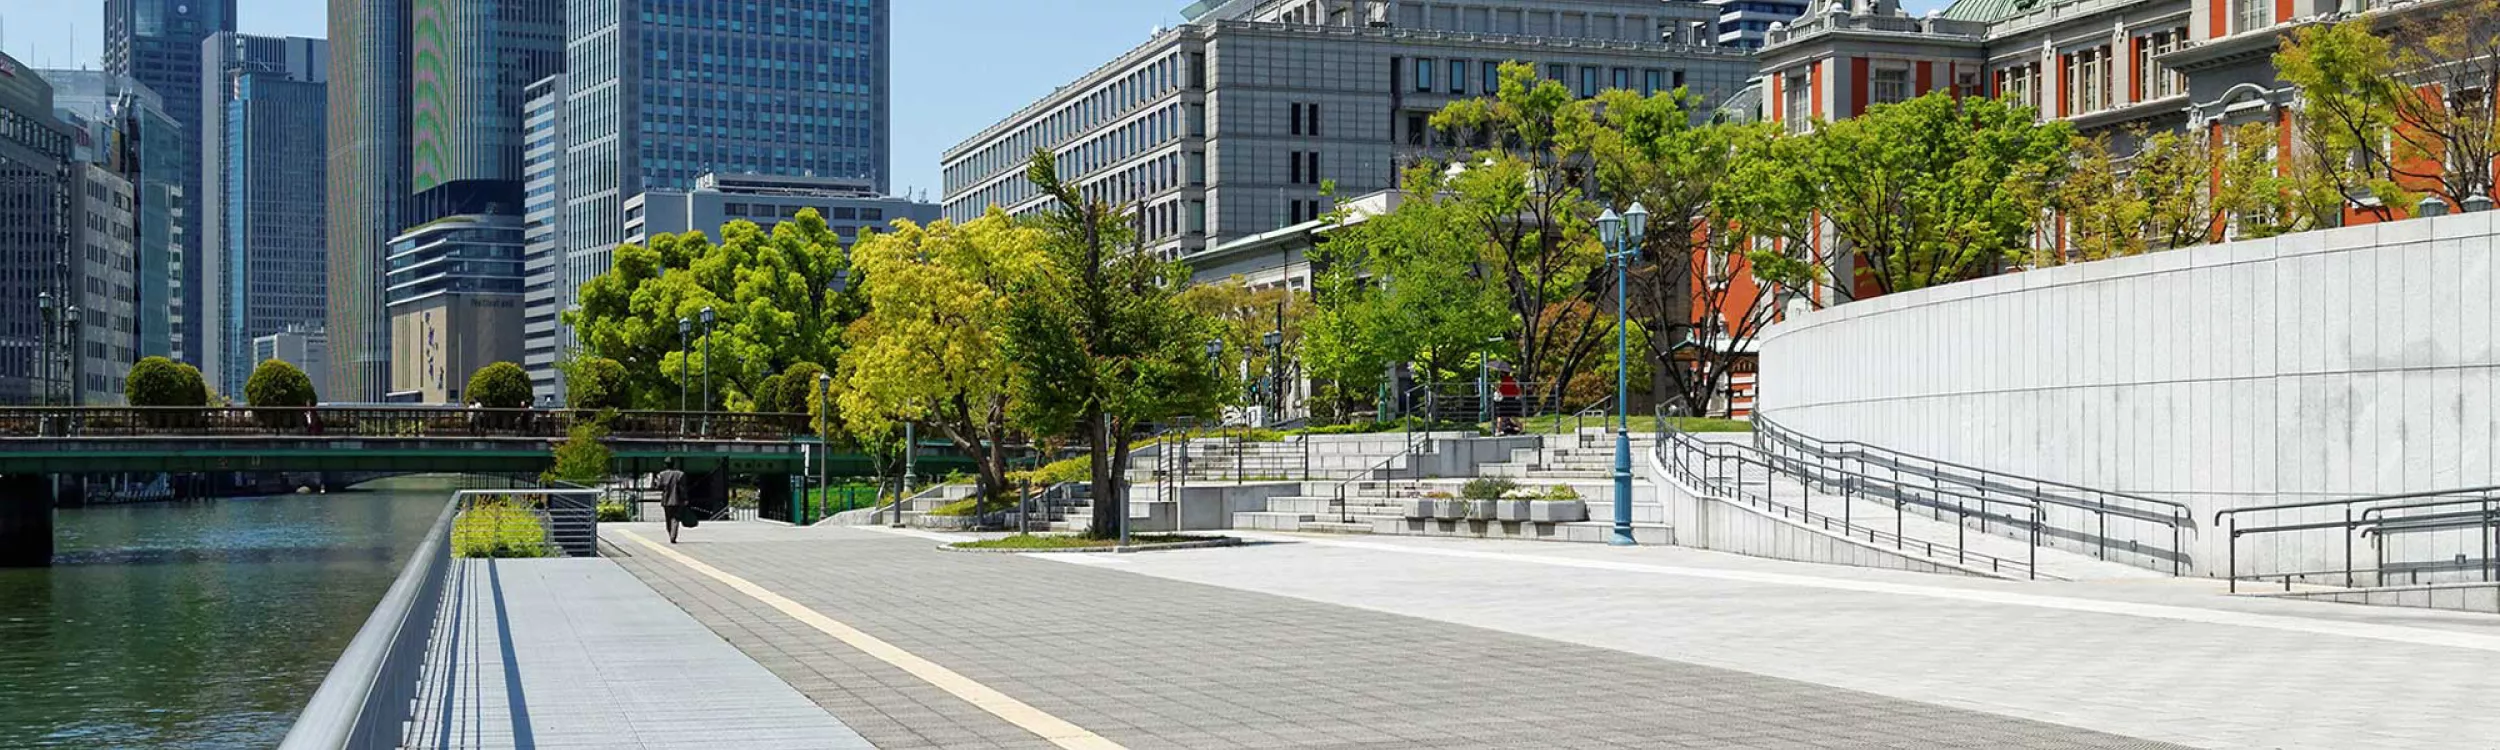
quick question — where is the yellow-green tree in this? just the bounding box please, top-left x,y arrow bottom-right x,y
2275,4 -> 2496,215
838,210 -> 1046,500
1178,278 -> 1312,415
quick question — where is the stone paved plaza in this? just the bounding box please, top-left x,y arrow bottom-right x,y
582,521 -> 2496,749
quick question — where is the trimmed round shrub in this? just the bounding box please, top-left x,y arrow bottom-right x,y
126,356 -> 209,407
244,359 -> 319,429
466,362 -> 534,408
564,357 -> 629,411
245,359 -> 318,407
752,373 -> 786,413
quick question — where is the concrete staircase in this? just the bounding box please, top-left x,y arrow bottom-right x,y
1225,429 -> 1679,544
1466,429 -> 1666,524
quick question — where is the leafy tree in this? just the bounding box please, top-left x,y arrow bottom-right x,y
1306,168 -> 1510,410
1788,91 -> 2072,298
466,362 -> 534,408
560,356 -> 630,411
125,356 -> 208,407
543,420 -> 613,485
244,359 -> 318,407
772,362 -> 828,419
1005,150 -> 1224,538
2051,135 -> 2152,265
1413,62 -> 1618,410
2276,5 -> 2496,215
565,210 -> 855,410
1178,278 -> 1312,416
840,211 -> 1046,500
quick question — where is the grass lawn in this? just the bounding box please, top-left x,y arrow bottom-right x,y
950,533 -> 1208,550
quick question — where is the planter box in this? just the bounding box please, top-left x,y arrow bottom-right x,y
1432,499 -> 1468,520
1492,499 -> 1533,521
1463,499 -> 1499,521
1529,500 -> 1588,523
1402,499 -> 1434,519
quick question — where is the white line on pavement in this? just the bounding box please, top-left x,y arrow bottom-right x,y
1274,536 -> 2500,654
616,530 -> 1128,750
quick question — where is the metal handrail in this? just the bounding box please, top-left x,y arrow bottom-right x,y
0,406 -> 812,441
1753,413 -> 2192,573
1657,422 -> 2041,579
2215,485 -> 2500,592
1330,427 -> 1433,524
282,487 -> 600,749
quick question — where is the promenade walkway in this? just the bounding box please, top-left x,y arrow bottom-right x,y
403,557 -> 873,749
602,522 -> 2176,749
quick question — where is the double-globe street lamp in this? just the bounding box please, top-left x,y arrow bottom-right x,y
677,317 -> 692,433
1596,201 -> 1648,547
700,306 -> 717,436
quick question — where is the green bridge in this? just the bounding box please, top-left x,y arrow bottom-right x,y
0,406 -> 977,567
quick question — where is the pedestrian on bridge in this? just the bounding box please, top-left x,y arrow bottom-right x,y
656,459 -> 689,544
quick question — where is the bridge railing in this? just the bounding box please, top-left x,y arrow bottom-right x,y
276,494 -> 459,750
0,407 -> 810,441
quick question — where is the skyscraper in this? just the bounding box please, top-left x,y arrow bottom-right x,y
105,0 -> 237,368
0,53 -> 80,405
203,33 -> 327,393
45,70 -> 185,365
328,0 -> 411,401
526,0 -> 894,395
219,65 -> 330,398
330,0 -> 560,402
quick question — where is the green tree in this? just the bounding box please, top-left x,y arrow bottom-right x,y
2053,134 -> 2153,264
773,362 -> 828,419
2276,5 -> 2496,215
1789,91 -> 2072,298
125,356 -> 208,407
543,420 -> 613,485
1417,62 -> 1618,409
564,210 -> 856,410
840,211 -> 1045,500
1005,150 -> 1224,538
466,362 -> 534,408
1307,169 -> 1511,411
1178,278 -> 1311,416
560,356 -> 630,411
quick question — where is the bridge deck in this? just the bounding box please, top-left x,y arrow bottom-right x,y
405,557 -> 872,749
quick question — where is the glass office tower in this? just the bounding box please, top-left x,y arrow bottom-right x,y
105,0 -> 238,369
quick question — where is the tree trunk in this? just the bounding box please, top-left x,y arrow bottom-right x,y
1085,408 -> 1120,539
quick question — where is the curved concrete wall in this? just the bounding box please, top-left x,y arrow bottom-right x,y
1758,212 -> 2500,577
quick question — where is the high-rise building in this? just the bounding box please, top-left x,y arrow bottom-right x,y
1705,0 -> 1808,49
384,212 -> 526,404
105,0 -> 237,371
330,0 -> 562,402
64,159 -> 139,404
518,73 -> 565,400
217,66 -> 330,398
329,0 -> 412,402
0,53 -> 81,405
623,172 -> 940,248
941,0 -> 1753,261
201,33 -> 327,393
527,0 -> 895,398
45,71 -> 186,365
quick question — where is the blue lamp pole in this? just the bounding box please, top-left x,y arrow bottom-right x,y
1597,202 -> 1648,546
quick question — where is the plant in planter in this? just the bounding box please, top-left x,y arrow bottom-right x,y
1404,490 -> 1455,520
1458,478 -> 1516,520
1530,483 -> 1590,523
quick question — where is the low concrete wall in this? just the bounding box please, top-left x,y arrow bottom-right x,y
1642,448 -> 2004,579
1135,481 -> 1305,531
1759,212 -> 2500,578
2249,582 -> 2500,614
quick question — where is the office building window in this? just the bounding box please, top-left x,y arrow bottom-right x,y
1580,67 -> 1600,96
1291,151 -> 1303,184
1307,103 -> 1321,136
1451,59 -> 1468,94
1643,69 -> 1664,95
1407,114 -> 1427,146
1484,61 -> 1502,94
1415,57 -> 1435,92
2137,29 -> 2186,100
1291,102 -> 1304,135
1547,63 -> 1568,81
1784,72 -> 1812,134
2235,0 -> 2268,33
1872,67 -> 1910,105
1613,67 -> 1632,91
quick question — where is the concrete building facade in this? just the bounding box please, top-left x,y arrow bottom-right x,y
67,161 -> 139,404
0,53 -> 81,405
385,213 -> 526,404
328,0 -> 413,401
252,323 -> 330,399
530,0 -> 896,398
107,0 -> 236,369
45,70 -> 186,367
942,0 -> 1754,261
622,172 -> 939,247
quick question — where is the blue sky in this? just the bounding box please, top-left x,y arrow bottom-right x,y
0,0 -> 1946,199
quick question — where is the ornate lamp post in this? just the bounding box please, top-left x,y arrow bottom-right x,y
36,292 -> 54,407
677,317 -> 691,434
1596,201 -> 1648,546
699,306 -> 716,436
1263,329 -> 1284,425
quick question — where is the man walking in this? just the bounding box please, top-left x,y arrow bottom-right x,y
655,459 -> 689,543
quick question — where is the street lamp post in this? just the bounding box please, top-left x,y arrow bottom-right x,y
817,371 -> 833,520
677,317 -> 691,434
1263,329 -> 1283,426
699,306 -> 716,437
36,292 -> 54,408
1596,202 -> 1648,546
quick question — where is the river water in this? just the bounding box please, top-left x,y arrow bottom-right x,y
0,477 -> 454,748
